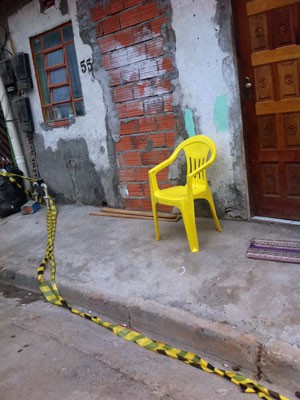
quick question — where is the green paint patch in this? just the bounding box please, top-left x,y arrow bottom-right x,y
184,108 -> 196,137
214,95 -> 228,132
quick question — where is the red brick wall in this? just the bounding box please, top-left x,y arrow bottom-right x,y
91,0 -> 185,211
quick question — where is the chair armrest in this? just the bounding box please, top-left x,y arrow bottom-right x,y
148,155 -> 175,192
148,156 -> 173,175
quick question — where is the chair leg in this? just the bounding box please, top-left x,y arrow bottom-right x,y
151,199 -> 160,241
206,191 -> 222,232
181,201 -> 199,253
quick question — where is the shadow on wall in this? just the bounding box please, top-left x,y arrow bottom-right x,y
34,135 -> 121,206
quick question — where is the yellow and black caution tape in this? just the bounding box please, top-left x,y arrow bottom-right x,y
0,169 -> 37,199
2,171 -> 291,400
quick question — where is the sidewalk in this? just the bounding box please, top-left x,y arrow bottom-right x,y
0,204 -> 299,394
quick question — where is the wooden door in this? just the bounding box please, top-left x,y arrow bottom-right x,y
232,0 -> 300,220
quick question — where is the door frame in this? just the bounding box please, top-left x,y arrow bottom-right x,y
231,0 -> 257,219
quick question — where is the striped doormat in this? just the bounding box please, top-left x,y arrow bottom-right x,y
246,238 -> 300,264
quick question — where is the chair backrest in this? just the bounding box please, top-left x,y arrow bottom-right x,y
175,135 -> 217,183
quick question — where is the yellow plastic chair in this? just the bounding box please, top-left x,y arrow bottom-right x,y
148,135 -> 222,252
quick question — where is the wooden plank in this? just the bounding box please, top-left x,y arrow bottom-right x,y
252,45 -> 300,66
247,0 -> 300,16
89,211 -> 181,222
256,98 -> 300,115
101,207 -> 179,219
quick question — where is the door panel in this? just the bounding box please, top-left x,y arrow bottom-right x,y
232,0 -> 300,220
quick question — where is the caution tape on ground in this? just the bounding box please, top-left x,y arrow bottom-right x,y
2,171 -> 290,400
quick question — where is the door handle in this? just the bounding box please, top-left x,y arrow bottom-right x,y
245,77 -> 252,100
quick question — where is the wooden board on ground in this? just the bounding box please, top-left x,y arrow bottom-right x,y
89,207 -> 181,222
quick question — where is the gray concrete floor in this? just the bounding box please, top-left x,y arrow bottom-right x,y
3,282 -> 294,400
0,204 -> 300,393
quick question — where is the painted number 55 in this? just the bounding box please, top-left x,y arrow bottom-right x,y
80,58 -> 93,73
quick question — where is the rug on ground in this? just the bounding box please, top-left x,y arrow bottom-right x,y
246,238 -> 300,264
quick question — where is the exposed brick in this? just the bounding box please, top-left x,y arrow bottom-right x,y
109,69 -> 122,87
119,168 -> 136,182
132,133 -> 166,152
91,4 -> 106,22
114,29 -> 134,49
122,151 -> 142,166
134,81 -> 153,99
116,103 -> 127,118
120,2 -> 159,29
132,23 -> 152,44
114,85 -> 133,102
150,132 -> 166,147
142,182 -> 151,197
107,1 -> 124,15
163,94 -> 173,112
131,133 -> 166,151
138,116 -> 156,132
152,77 -> 172,96
158,57 -> 173,73
126,100 -> 144,117
150,16 -> 168,37
121,64 -> 139,83
95,21 -> 103,38
128,43 -> 147,64
139,59 -> 158,80
141,149 -> 161,165
156,114 -> 176,130
146,37 -> 164,59
141,198 -> 152,211
158,149 -> 172,162
165,132 -> 177,147
111,47 -> 128,68
98,36 -> 116,53
157,168 -> 169,181
120,119 -> 138,135
157,203 -> 173,213
110,45 -> 147,69
123,0 -> 144,8
115,136 -> 132,152
101,53 -> 111,70
127,183 -> 144,196
136,167 -> 150,181
144,97 -> 163,114
131,135 -> 148,150
124,198 -> 142,210
103,15 -> 121,35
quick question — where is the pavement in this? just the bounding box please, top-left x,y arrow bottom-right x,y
0,203 -> 300,395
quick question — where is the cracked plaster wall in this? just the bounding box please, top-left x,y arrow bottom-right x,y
171,0 -> 249,219
7,0 -> 122,206
5,0 -> 250,217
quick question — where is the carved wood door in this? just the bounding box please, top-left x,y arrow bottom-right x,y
232,0 -> 300,220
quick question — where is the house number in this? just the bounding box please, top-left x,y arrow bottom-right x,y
80,58 -> 93,74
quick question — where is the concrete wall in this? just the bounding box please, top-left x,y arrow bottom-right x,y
3,0 -> 250,219
7,0 -> 122,206
171,0 -> 249,219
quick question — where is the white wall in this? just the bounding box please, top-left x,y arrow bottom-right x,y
171,0 -> 249,218
8,0 -> 109,173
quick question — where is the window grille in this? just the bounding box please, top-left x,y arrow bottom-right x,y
30,22 -> 85,126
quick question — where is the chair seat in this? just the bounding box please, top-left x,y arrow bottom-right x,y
154,183 -> 208,202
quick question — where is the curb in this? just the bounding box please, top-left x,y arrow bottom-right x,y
1,266 -> 299,395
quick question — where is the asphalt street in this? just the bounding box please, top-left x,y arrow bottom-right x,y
0,282 -> 296,400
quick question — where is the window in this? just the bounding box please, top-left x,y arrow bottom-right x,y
31,22 -> 85,126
